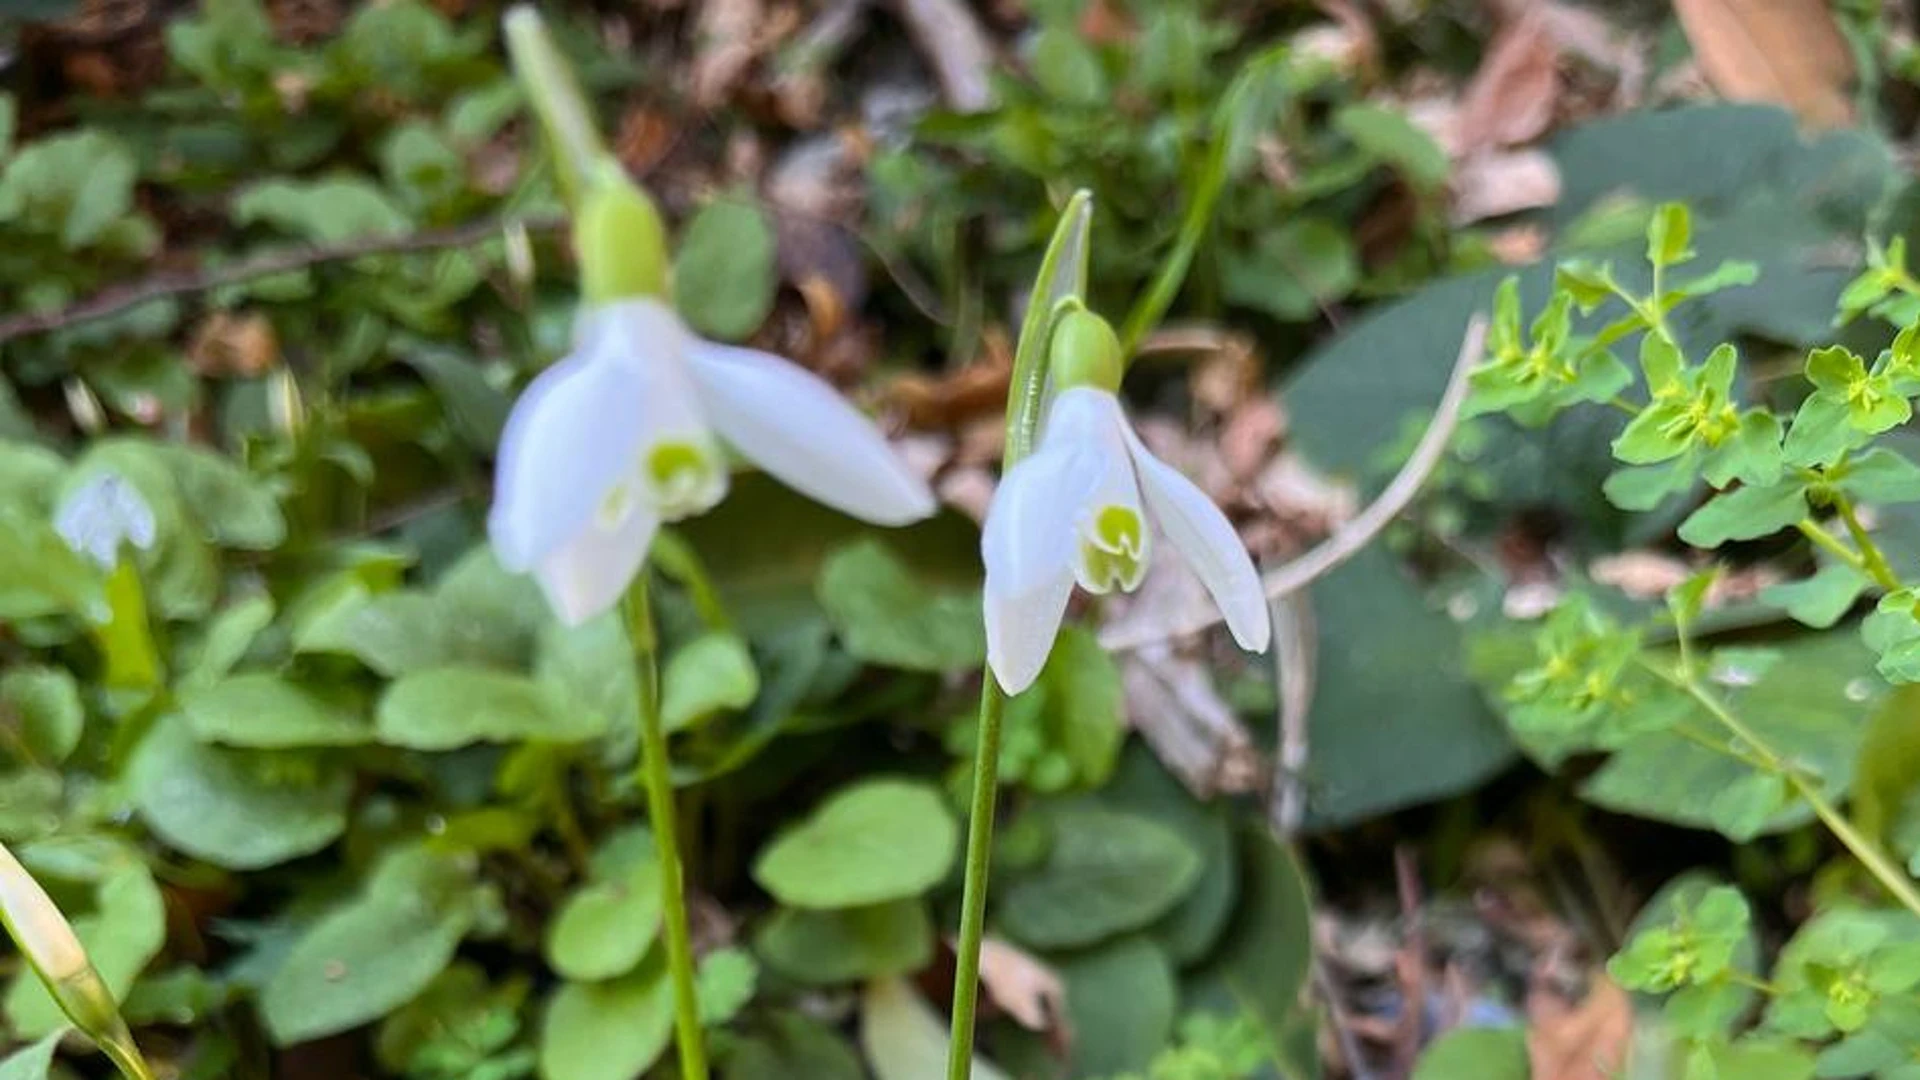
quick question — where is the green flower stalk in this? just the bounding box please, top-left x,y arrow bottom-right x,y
0,844 -> 153,1080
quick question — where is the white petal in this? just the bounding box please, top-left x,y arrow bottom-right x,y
489,304 -> 663,571
1122,426 -> 1271,653
982,442 -> 1099,692
683,340 -> 935,525
1043,389 -> 1149,593
533,502 -> 660,626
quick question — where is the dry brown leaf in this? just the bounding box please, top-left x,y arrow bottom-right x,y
976,938 -> 1067,1035
1457,4 -> 1560,150
1673,0 -> 1854,128
885,330 -> 1013,429
1526,976 -> 1632,1080
690,0 -> 770,108
893,0 -> 995,112
1113,633 -> 1262,797
1452,148 -> 1562,224
188,312 -> 280,378
1220,400 -> 1285,481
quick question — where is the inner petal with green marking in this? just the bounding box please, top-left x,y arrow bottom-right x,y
643,438 -> 727,520
1076,503 -> 1148,594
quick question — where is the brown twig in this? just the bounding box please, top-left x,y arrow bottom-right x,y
1392,845 -> 1427,1079
0,214 -> 566,347
1313,958 -> 1378,1080
1101,313 -> 1486,653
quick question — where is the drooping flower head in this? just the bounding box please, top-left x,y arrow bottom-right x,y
982,308 -> 1269,691
488,178 -> 935,624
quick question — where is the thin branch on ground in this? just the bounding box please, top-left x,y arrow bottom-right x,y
0,214 -> 566,346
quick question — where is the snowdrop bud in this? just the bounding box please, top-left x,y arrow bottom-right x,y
0,844 -> 124,1044
575,164 -> 670,304
503,5 -> 608,207
1049,307 -> 1123,392
267,367 -> 305,437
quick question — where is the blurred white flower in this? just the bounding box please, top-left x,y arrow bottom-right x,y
55,472 -> 156,570
490,298 -> 936,624
982,386 -> 1270,692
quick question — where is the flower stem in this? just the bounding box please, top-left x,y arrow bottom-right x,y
945,681 -> 1006,1080
621,575 -> 708,1080
1834,494 -> 1902,591
1796,518 -> 1870,575
99,1023 -> 156,1080
1640,658 -> 1920,919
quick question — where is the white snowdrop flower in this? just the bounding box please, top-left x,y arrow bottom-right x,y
982,309 -> 1269,692
490,297 -> 936,624
54,471 -> 156,570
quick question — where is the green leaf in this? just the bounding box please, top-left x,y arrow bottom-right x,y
1098,745 -> 1238,964
696,947 -> 758,1027
261,848 -> 480,1045
816,539 -> 985,671
180,594 -> 275,691
1334,103 -> 1448,189
0,130 -> 143,251
1583,630 -> 1880,834
130,714 -> 350,870
0,668 -> 82,764
376,667 -> 605,750
157,444 -> 285,550
1702,411 -> 1782,487
546,828 -> 661,982
1783,392 -> 1856,467
1706,771 -> 1788,841
861,977 -> 1009,1080
752,779 -> 957,909
375,962 -> 527,1078
1604,459 -> 1695,511
1413,1027 -> 1528,1080
674,198 -> 778,341
0,1031 -> 65,1079
1647,202 -> 1694,268
1761,562 -> 1869,629
182,674 -> 372,748
1676,481 -> 1807,547
233,176 -> 411,243
753,900 -> 932,985
720,1011 -> 864,1080
662,631 -> 759,733
1059,936 -> 1177,1078
998,806 -> 1203,949
538,962 -> 674,1080
1185,826 -> 1314,1046
1028,24 -> 1107,105
1836,448 -> 1920,503
1220,216 -> 1359,321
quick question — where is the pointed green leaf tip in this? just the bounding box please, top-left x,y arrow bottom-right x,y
1050,307 -> 1123,392
502,5 -> 606,206
576,165 -> 670,304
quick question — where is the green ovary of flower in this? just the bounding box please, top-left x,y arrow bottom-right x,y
647,440 -> 719,517
1078,504 -> 1147,593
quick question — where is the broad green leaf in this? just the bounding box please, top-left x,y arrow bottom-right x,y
535,614 -> 639,746
261,848 -> 480,1045
696,947 -> 758,1027
720,1011 -> 864,1080
0,1031 -> 64,1079
1185,827 -> 1314,1045
377,668 -> 605,750
375,962 -> 527,1078
538,963 -> 674,1080
1583,630 -> 1880,833
1412,1027 -> 1527,1080
1334,103 -> 1447,189
182,674 -> 371,748
1835,448 -> 1920,503
752,779 -> 957,909
998,806 -> 1202,949
674,198 -> 777,341
1783,392 -> 1855,467
179,594 -> 276,691
754,900 -> 932,985
545,828 -> 661,982
130,714 -> 350,870
1676,481 -> 1807,548
157,444 -> 285,550
861,977 -> 1009,1080
1101,745 -> 1237,964
817,539 -> 985,672
985,626 -> 1124,794
0,130 -> 142,250
661,631 -> 758,733
1647,202 -> 1693,268
1059,936 -> 1176,1078
380,121 -> 466,210
1221,216 -> 1359,322
1604,459 -> 1695,512
233,176 -> 410,243
1761,563 -> 1869,629
0,668 -> 82,764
